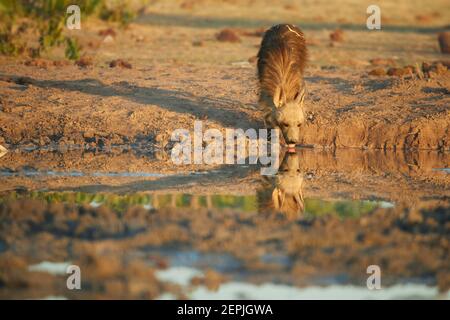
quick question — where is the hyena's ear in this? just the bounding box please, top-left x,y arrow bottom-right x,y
272,188 -> 285,209
294,84 -> 306,106
273,86 -> 286,108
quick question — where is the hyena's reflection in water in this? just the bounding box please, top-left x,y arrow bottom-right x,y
258,151 -> 305,220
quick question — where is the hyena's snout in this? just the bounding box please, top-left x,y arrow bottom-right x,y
283,126 -> 301,145
276,105 -> 306,145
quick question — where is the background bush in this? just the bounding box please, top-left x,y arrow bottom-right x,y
0,0 -> 144,60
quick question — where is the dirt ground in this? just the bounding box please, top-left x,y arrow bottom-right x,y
0,0 -> 449,151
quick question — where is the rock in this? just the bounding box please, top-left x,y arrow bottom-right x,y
216,29 -> 241,43
180,0 -> 195,10
24,59 -> 50,68
387,67 -> 413,77
329,29 -> 344,42
368,68 -> 387,76
438,32 -> 450,54
87,41 -> 100,49
98,28 -> 116,37
75,56 -> 93,68
52,60 -> 70,67
109,59 -> 132,69
284,4 -> 298,10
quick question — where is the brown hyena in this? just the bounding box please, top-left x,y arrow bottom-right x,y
257,24 -> 308,148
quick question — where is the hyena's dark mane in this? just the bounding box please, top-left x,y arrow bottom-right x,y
257,24 -> 307,102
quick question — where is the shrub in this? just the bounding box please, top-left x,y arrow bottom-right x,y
0,0 -> 144,60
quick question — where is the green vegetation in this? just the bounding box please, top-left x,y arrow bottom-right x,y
0,0 -> 144,59
98,1 -> 138,27
64,37 -> 81,60
304,199 -> 380,219
0,1 -> 25,56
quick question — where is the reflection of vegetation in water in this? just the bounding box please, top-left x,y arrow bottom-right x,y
177,194 -> 192,207
304,199 -> 380,219
0,191 -> 259,212
1,191 -> 152,212
211,195 -> 257,211
0,192 -> 380,217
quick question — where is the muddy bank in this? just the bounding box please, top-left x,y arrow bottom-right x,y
301,108 -> 450,150
0,197 -> 448,299
299,73 -> 450,151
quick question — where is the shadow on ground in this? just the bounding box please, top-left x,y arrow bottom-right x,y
0,75 -> 262,129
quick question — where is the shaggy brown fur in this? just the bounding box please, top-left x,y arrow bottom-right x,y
257,24 -> 307,102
